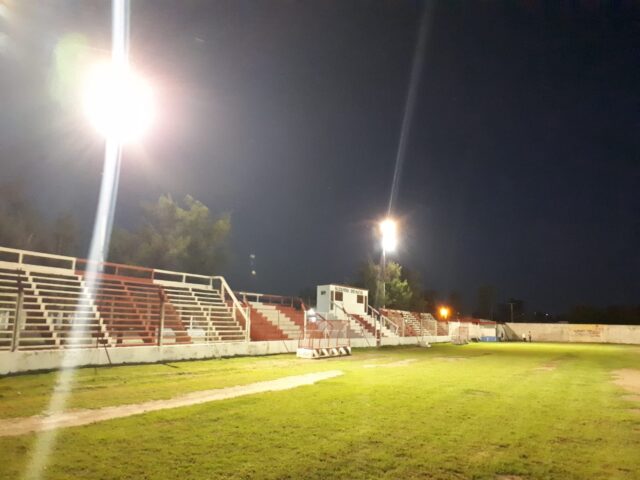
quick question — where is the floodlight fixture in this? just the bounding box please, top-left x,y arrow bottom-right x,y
83,62 -> 154,143
379,218 -> 398,253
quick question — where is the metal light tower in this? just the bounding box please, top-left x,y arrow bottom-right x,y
379,218 -> 398,308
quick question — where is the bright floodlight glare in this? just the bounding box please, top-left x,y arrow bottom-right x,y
439,306 -> 450,319
83,62 -> 154,143
380,218 -> 398,252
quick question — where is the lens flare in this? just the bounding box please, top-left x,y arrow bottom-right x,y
83,62 -> 154,142
380,218 -> 398,252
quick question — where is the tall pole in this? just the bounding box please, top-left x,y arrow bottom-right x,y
379,248 -> 386,346
381,248 -> 386,309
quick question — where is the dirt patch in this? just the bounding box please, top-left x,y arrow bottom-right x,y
0,370 -> 343,438
363,359 -> 417,369
533,364 -> 557,372
464,389 -> 493,397
496,476 -> 524,480
612,369 -> 640,395
434,356 -> 467,362
622,394 -> 640,402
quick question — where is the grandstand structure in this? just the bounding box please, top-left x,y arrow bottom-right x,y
0,246 -> 496,372
381,308 -> 439,338
0,246 -> 249,351
0,246 -> 466,352
235,292 -> 305,341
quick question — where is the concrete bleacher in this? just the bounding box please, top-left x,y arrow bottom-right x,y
249,302 -> 301,340
29,270 -> 106,348
235,293 -> 306,341
157,283 -> 244,343
381,308 -> 443,337
0,267 -> 110,350
0,267 -> 57,350
0,247 -> 248,351
90,276 -> 193,346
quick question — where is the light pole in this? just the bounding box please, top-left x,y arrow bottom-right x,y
379,218 -> 398,308
82,0 -> 154,263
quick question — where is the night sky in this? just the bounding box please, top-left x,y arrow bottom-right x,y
1,1 -> 638,313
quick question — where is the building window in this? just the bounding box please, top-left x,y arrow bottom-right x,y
356,295 -> 364,304
335,291 -> 343,302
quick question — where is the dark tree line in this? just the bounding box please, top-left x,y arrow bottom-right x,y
0,182 -> 231,275
0,181 -> 79,255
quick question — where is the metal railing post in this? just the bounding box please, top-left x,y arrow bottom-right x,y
303,309 -> 307,342
232,300 -> 237,326
11,271 -> 24,352
158,292 -> 165,346
245,306 -> 250,342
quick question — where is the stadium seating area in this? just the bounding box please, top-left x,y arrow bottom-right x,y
0,246 -> 466,353
381,308 -> 445,337
235,293 -> 307,341
0,247 -> 247,350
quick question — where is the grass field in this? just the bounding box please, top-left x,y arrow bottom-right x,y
1,343 -> 639,479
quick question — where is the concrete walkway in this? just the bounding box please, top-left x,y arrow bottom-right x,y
0,370 -> 343,437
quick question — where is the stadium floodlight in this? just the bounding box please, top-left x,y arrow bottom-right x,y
83,62 -> 154,143
379,218 -> 398,253
439,306 -> 450,320
377,217 -> 398,319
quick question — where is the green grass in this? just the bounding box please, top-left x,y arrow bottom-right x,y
1,343 -> 639,479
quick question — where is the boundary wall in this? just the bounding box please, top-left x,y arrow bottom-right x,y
0,335 -> 452,375
501,322 -> 640,344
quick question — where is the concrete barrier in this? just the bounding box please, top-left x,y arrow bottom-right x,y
501,323 -> 640,345
0,336 -> 452,375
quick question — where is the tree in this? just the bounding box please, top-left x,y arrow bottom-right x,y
109,194 -> 231,275
0,181 -> 47,251
402,266 -> 427,312
356,259 -> 413,310
50,213 -> 78,256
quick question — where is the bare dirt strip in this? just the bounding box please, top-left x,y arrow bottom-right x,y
0,370 -> 343,437
362,358 -> 417,368
612,369 -> 640,415
612,369 -> 640,395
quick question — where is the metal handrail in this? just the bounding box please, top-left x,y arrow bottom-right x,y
0,246 -> 77,271
235,291 -> 304,309
331,301 -> 374,344
212,276 -> 250,342
368,305 -> 399,335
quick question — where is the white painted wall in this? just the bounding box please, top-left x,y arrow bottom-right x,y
316,284 -> 368,319
0,336 -> 452,375
502,323 -> 640,344
480,325 -> 497,338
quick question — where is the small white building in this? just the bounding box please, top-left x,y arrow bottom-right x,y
316,284 -> 368,319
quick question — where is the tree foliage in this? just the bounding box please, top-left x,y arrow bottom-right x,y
357,259 -> 413,310
109,194 -> 231,275
0,181 -> 78,255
